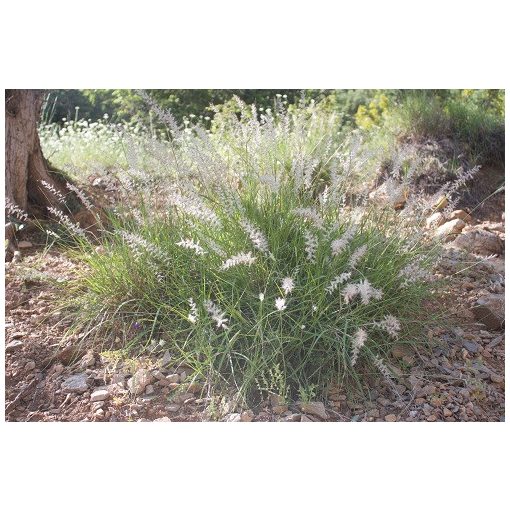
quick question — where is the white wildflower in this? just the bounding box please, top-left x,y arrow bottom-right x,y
220,252 -> 256,270
357,279 -> 383,305
5,197 -> 28,221
259,293 -> 265,302
326,272 -> 351,294
240,219 -> 269,254
66,182 -> 93,210
281,277 -> 295,296
375,315 -> 401,338
204,299 -> 229,330
342,280 -> 382,305
293,207 -> 324,230
304,230 -> 318,262
119,230 -> 171,264
176,238 -> 206,255
373,355 -> 395,380
351,328 -> 367,367
349,244 -> 368,268
169,191 -> 220,227
47,206 -> 86,238
312,305 -> 318,312
40,180 -> 65,203
275,297 -> 287,311
398,260 -> 432,287
331,226 -> 356,256
259,174 -> 281,193
187,298 -> 198,324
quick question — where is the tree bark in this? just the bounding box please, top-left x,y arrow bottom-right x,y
5,89 -> 66,216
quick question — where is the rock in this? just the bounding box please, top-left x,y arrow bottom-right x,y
145,384 -> 155,395
435,219 -> 465,241
6,340 -> 23,352
173,392 -> 194,404
299,401 -> 328,420
186,382 -> 203,394
94,408 -> 105,419
12,251 -> 22,263
240,410 -> 255,422
165,374 -> 180,384
426,415 -> 437,422
152,370 -> 166,380
80,350 -> 96,368
462,340 -> 480,354
368,409 -> 380,418
384,414 -> 397,422
490,373 -> 504,384
153,417 -> 171,422
472,294 -> 504,330
92,177 -> 104,187
24,360 -> 36,371
225,413 -> 241,422
111,373 -> 126,387
18,240 -> 33,249
160,350 -> 172,367
300,415 -> 313,422
61,373 -> 89,394
273,405 -> 289,415
282,413 -> 302,422
165,404 -> 181,413
127,369 -> 154,396
443,408 -> 453,417
449,210 -> 472,223
426,212 -> 446,229
95,245 -> 106,255
453,229 -> 503,256
90,389 -> 109,402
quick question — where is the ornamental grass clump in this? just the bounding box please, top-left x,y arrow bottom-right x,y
59,96 -> 440,406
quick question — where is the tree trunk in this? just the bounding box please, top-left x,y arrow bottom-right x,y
5,89 -> 66,216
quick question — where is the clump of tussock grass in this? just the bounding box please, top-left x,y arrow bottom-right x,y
53,96 -> 442,407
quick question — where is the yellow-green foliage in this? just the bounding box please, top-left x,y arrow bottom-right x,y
354,94 -> 389,130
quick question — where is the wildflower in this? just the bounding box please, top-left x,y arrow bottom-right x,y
220,252 -> 256,270
373,355 -> 395,380
66,182 -> 93,210
41,180 -> 65,203
187,298 -> 198,324
304,230 -> 318,262
275,297 -> 287,311
47,206 -> 86,238
398,260 -> 432,287
331,226 -> 356,256
259,293 -> 265,301
342,283 -> 359,303
169,191 -> 220,226
293,207 -> 324,230
120,230 -> 171,264
312,305 -> 318,312
351,328 -> 367,366
259,174 -> 281,193
357,279 -> 383,305
176,238 -> 207,255
281,277 -> 295,296
375,315 -> 401,338
349,244 -> 368,268
132,322 -> 142,330
326,272 -> 351,294
5,197 -> 28,222
342,279 -> 383,305
204,299 -> 229,330
240,219 -> 269,254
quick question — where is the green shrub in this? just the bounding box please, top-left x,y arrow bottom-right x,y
52,98 -> 440,407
